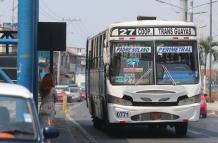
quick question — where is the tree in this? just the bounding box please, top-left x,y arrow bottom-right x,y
199,37 -> 218,76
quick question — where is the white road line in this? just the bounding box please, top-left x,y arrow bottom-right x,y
69,102 -> 85,110
188,129 -> 210,137
66,113 -> 98,143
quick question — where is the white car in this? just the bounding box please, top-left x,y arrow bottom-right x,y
65,84 -> 81,102
0,83 -> 59,142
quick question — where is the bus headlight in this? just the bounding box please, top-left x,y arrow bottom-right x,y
107,95 -> 132,106
178,95 -> 200,106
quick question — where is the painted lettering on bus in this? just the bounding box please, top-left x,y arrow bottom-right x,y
157,28 -> 193,35
157,46 -> 192,53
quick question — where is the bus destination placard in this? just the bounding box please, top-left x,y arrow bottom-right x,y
111,27 -> 196,36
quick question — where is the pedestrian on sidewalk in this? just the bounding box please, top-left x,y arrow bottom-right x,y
39,73 -> 57,127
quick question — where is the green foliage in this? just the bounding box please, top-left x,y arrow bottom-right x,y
199,37 -> 218,61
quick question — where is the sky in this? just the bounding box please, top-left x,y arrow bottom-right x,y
0,0 -> 218,48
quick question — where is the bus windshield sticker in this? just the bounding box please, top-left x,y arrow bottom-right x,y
157,46 -> 192,53
115,76 -> 124,83
127,58 -> 140,68
115,47 -> 151,53
124,68 -> 143,73
124,73 -> 135,84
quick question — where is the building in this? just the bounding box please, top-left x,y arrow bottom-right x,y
53,46 -> 86,85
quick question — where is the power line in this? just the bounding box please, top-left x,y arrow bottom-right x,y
40,7 -> 61,21
41,0 -> 63,20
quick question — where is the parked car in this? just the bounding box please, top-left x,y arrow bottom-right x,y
55,85 -> 68,103
200,94 -> 207,118
0,83 -> 59,142
65,84 -> 81,102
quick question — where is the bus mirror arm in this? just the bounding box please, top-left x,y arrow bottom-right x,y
104,64 -> 110,77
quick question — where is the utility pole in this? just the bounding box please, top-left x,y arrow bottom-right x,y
12,0 -> 15,23
189,0 -> 193,22
57,51 -> 61,85
180,0 -> 188,21
209,0 -> 213,102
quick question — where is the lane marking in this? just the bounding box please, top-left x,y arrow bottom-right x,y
188,129 -> 202,135
66,113 -> 98,143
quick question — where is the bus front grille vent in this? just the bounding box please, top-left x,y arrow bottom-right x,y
136,90 -> 175,94
131,112 -> 179,121
132,102 -> 178,106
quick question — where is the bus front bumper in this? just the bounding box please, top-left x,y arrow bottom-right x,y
108,103 -> 200,123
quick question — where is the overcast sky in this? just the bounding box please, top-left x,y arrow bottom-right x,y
0,0 -> 217,47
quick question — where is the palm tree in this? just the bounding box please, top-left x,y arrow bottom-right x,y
199,37 -> 218,76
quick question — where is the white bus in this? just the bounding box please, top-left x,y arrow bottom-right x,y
85,19 -> 201,136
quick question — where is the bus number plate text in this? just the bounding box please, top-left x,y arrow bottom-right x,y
116,111 -> 129,118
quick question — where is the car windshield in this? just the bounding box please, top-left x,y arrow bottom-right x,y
0,96 -> 36,140
69,87 -> 79,93
110,42 -> 154,85
56,87 -> 67,93
156,41 -> 199,85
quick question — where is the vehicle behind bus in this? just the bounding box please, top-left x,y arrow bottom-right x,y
85,19 -> 201,136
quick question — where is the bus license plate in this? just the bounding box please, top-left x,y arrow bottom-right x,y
150,112 -> 161,120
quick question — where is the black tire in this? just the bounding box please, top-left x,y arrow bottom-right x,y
92,117 -> 102,129
175,122 -> 188,136
67,96 -> 73,103
202,113 -> 207,118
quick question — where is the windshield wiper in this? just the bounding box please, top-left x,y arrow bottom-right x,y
162,65 -> 177,85
135,68 -> 152,85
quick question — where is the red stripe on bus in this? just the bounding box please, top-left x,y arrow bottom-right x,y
184,37 -> 189,40
129,37 -> 136,40
119,37 -> 124,40
172,37 -> 179,40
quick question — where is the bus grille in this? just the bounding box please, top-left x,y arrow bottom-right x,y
131,112 -> 179,121
132,102 -> 178,106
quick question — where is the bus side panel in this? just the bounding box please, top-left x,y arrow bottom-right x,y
90,69 -> 104,119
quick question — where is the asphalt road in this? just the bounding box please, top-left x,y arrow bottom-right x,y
55,101 -> 218,143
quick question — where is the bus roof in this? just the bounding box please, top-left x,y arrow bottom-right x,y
109,20 -> 195,28
0,83 -> 33,99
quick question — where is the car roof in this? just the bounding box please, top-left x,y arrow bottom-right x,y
68,84 -> 78,87
0,83 -> 33,99
55,85 -> 68,88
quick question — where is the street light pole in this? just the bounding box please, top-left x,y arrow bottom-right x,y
209,0 -> 213,102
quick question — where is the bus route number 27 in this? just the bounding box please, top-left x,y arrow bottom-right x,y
116,111 -> 129,118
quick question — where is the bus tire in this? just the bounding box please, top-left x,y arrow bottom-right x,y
175,122 -> 188,136
93,117 -> 101,129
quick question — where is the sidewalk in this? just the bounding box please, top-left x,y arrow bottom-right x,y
207,101 -> 218,115
50,105 -> 78,143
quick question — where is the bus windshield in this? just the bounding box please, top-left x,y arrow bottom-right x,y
156,41 -> 199,85
110,42 -> 154,85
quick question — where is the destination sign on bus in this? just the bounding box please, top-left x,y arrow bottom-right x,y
157,46 -> 192,53
111,27 -> 196,36
115,47 -> 151,53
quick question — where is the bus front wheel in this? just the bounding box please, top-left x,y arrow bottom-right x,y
92,117 -> 101,129
175,122 -> 188,136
